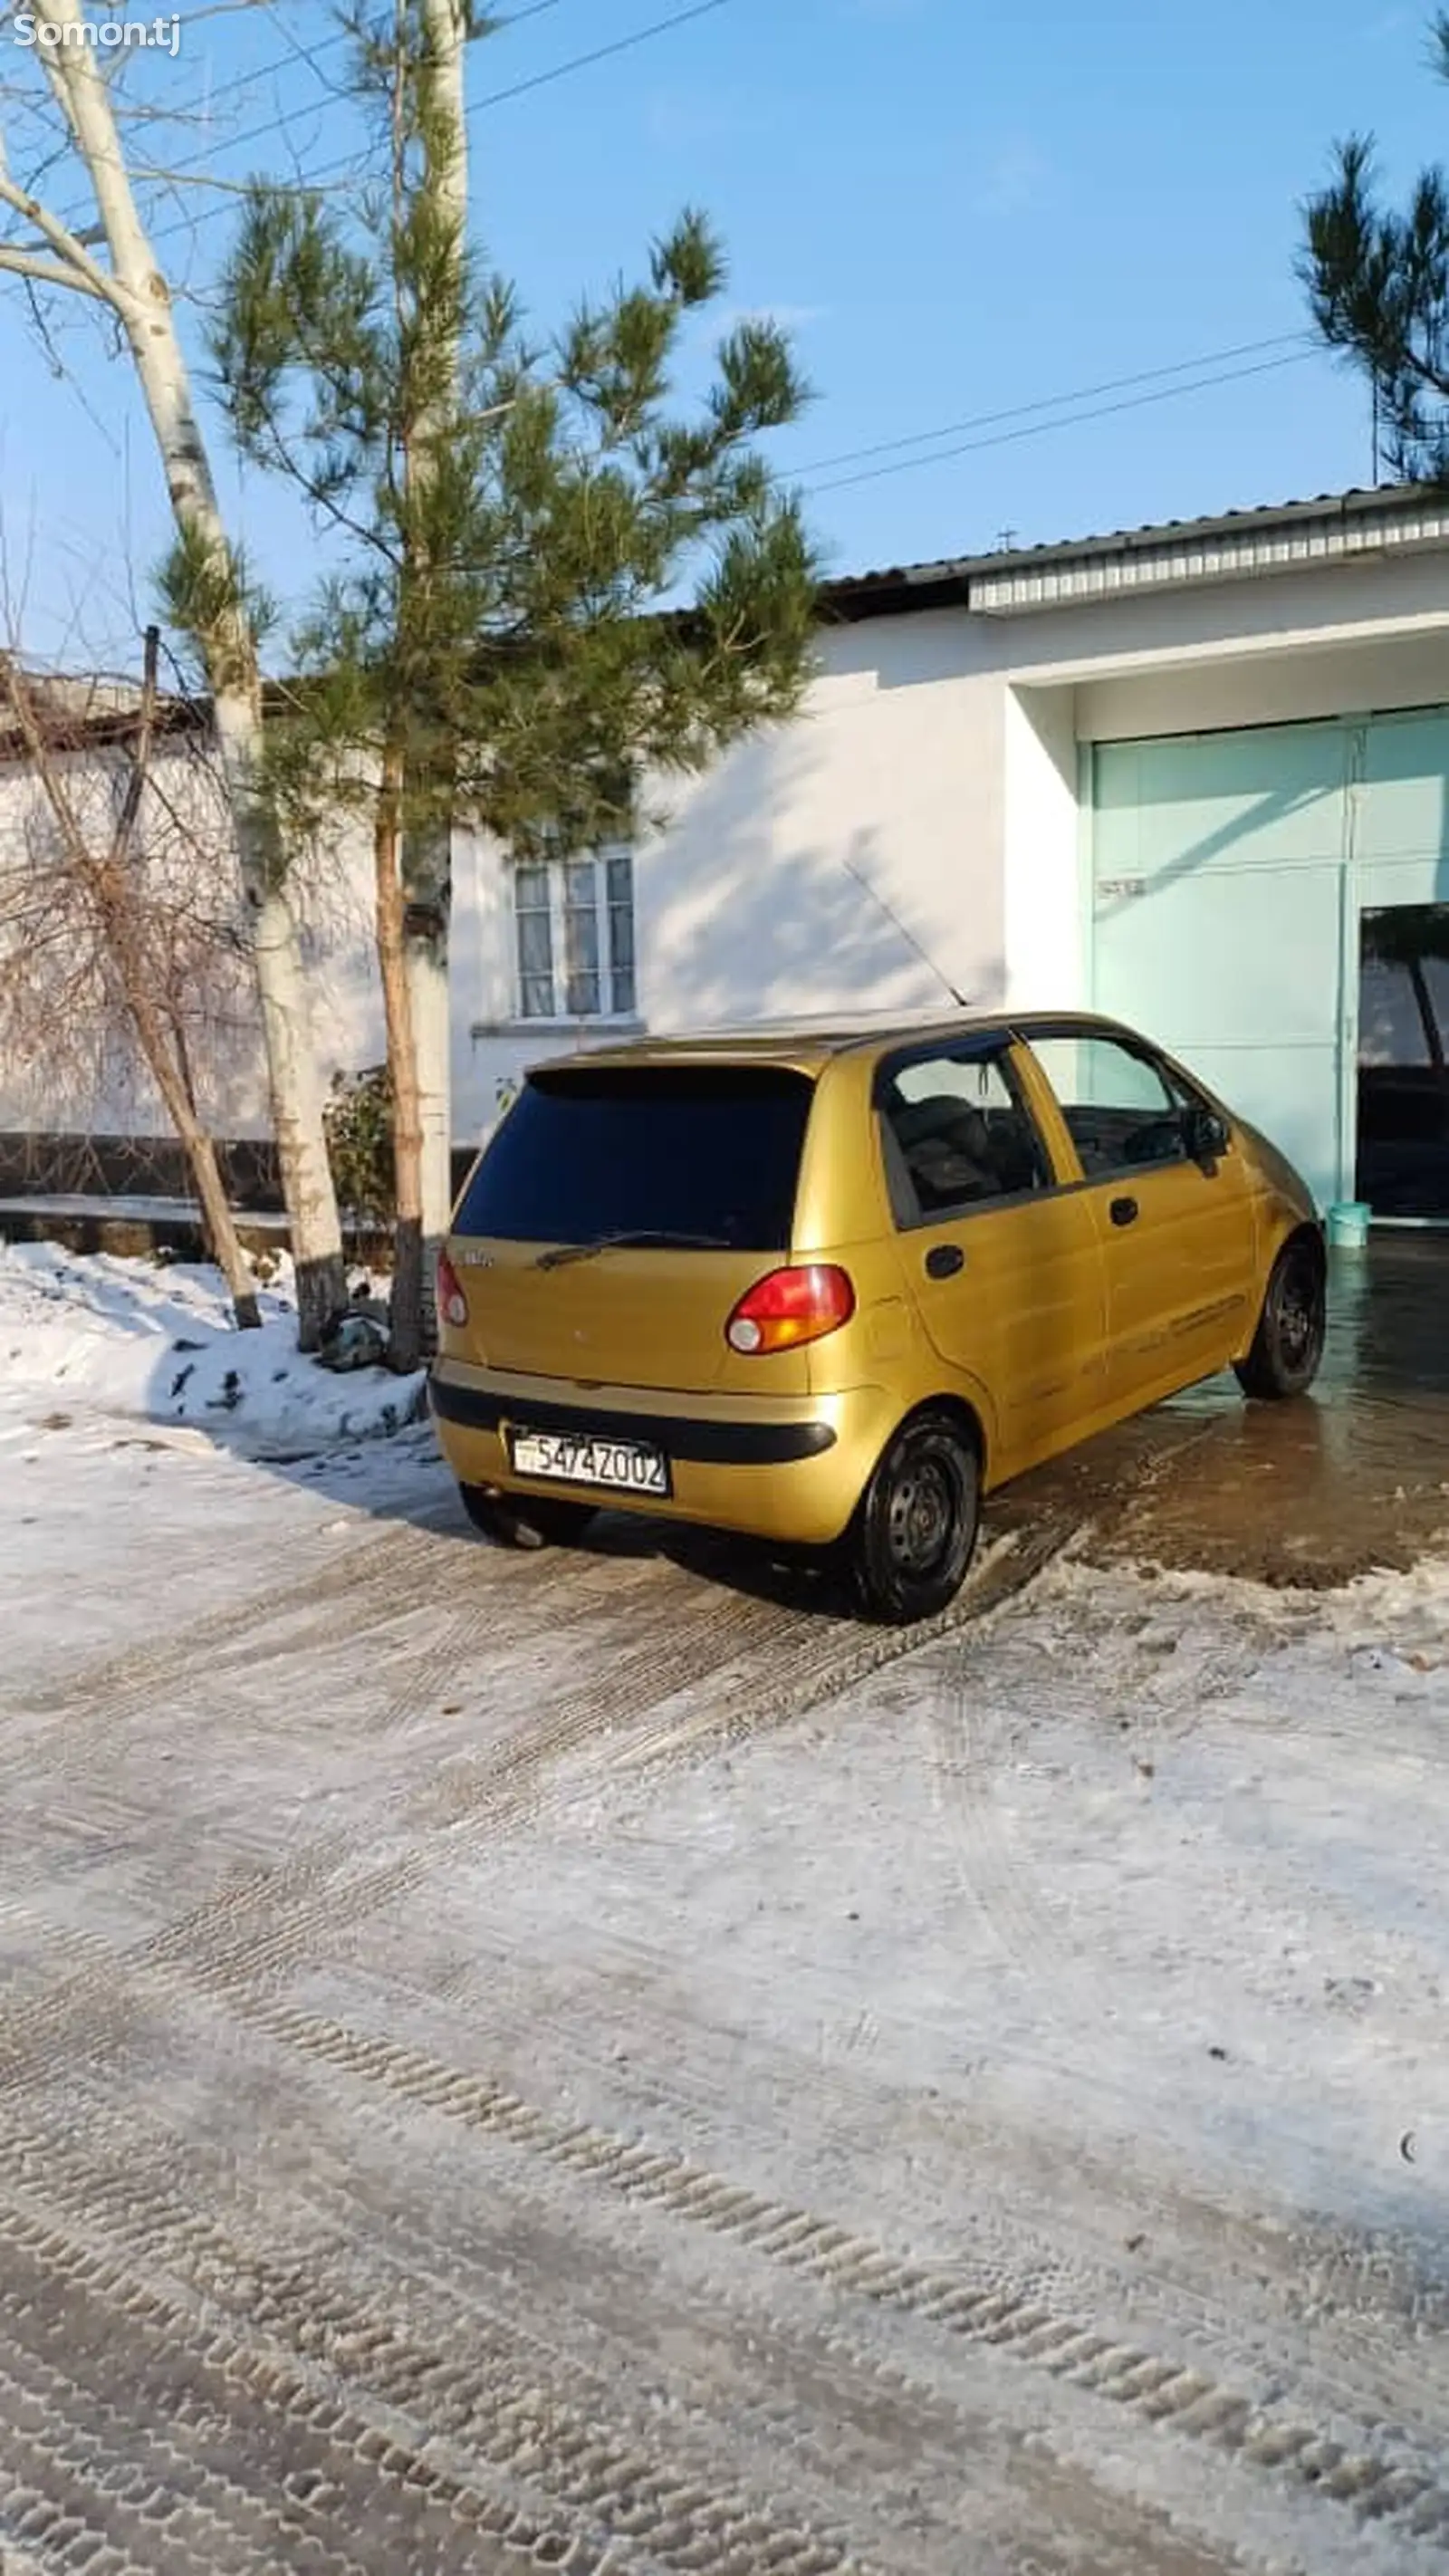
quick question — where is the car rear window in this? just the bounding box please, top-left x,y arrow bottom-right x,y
455,1064 -> 815,1249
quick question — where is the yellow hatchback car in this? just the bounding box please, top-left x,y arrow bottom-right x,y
430,1013 -> 1327,1622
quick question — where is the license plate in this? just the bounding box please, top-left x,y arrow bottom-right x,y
508,1427 -> 671,1497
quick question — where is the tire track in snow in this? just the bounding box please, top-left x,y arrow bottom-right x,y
24,1522 -> 446,1715
0,2006 -> 1258,2576
0,2328 -> 373,2576
5,1556 -> 1444,2513
5,1506 -> 1445,2567
0,1522 -> 1078,2070
0,2120 -> 876,2576
918,1583 -> 1449,2440
215,1996 -> 1449,2552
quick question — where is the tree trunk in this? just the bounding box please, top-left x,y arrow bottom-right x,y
39,0 -> 346,1350
127,981 -> 262,1331
401,824 -> 453,1341
206,687 -> 346,1347
376,750 -> 426,1373
401,0 -> 469,1344
187,1132 -> 262,1331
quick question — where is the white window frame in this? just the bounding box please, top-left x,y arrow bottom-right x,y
513,842 -> 637,1026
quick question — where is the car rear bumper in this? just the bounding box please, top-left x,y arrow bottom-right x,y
428,1360 -> 897,1545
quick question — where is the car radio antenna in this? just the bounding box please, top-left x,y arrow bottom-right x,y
838,848 -> 971,1009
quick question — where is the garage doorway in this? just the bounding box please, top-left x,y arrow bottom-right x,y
1357,904 -> 1449,1219
1089,718 -> 1349,1210
1089,708 -> 1449,1214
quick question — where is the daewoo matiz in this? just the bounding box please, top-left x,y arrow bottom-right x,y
429,1014 -> 1327,1623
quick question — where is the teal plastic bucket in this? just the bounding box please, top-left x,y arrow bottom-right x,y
1327,1200 -> 1371,1249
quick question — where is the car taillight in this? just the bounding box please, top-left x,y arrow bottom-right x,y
725,1264 -> 855,1356
437,1246 -> 469,1330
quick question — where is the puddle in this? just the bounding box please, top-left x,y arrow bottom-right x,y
996,1237 -> 1449,1587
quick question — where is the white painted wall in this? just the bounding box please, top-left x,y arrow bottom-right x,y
1005,543 -> 1449,688
454,610 -> 1012,1145
0,736 -> 382,1144
1076,627 -> 1449,744
1001,683 -> 1082,1011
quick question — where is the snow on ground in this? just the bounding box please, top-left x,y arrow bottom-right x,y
356,1546 -> 1449,2261
302,1542 -> 1449,2570
0,1240 -> 426,1456
3,1380 -> 1449,2567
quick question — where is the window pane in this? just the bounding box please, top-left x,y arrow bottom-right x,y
1359,910 -> 1449,1071
606,849 -> 635,1015
878,1046 -> 1049,1225
1031,1034 -> 1185,1177
514,865 -> 554,1019
563,858 -> 600,1016
456,1066 -> 814,1249
1359,960 -> 1427,1069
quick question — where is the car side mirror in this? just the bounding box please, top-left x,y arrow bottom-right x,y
1183,1103 -> 1229,1165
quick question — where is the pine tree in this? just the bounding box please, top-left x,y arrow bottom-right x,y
1302,15 -> 1449,477
209,1 -> 820,1370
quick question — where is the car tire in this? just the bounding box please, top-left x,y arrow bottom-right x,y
846,1409 -> 981,1626
458,1484 -> 598,1550
1233,1234 -> 1327,1401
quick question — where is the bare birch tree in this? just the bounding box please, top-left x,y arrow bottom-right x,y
0,628 -> 262,1327
0,0 -> 346,1347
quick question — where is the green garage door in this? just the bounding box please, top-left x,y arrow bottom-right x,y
1090,710 -> 1449,1214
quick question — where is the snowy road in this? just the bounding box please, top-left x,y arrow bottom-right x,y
3,1389 -> 1449,2575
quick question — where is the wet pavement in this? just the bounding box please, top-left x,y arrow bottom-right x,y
996,1235 -> 1449,1588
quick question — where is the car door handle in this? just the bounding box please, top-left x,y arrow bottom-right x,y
925,1243 -> 965,1279
1109,1196 -> 1138,1228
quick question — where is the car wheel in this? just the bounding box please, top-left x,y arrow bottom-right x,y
1233,1235 -> 1327,1401
458,1484 -> 598,1550
847,1410 -> 981,1625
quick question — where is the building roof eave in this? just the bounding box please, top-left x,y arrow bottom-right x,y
820,483 -> 1449,624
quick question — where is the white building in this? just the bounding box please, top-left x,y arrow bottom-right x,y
6,482 -> 1449,1220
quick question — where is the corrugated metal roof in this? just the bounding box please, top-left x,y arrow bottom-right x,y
0,660 -> 201,757
820,483 -> 1449,620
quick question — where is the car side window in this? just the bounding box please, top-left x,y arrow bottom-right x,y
878,1047 -> 1052,1226
1030,1033 -> 1191,1177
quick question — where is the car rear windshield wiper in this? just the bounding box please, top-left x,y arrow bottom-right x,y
535,1227 -> 735,1271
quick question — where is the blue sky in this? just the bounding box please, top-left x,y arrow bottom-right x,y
0,0 -> 1441,660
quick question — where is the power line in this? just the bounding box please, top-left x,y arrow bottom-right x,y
425,345 -> 1329,579
149,0 -> 577,172
802,349 -> 1320,496
156,8 -> 347,127
470,0 -> 732,106
40,0 -> 579,261
795,333 -> 1314,479
147,0 -> 736,241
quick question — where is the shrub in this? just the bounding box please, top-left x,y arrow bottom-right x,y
323,1063 -> 395,1227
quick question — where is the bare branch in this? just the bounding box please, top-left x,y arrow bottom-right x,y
0,611 -> 264,1325
0,241 -> 107,294
0,170 -> 125,306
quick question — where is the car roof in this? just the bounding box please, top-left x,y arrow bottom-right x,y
531,1010 -> 1137,1076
